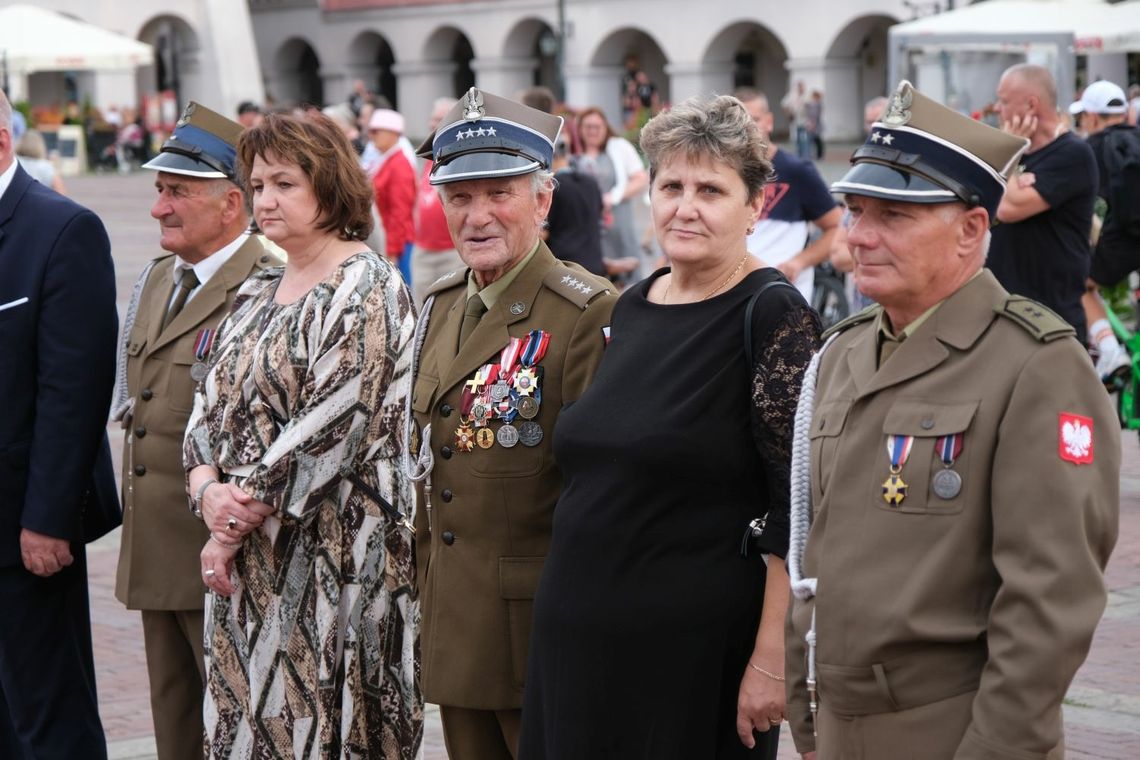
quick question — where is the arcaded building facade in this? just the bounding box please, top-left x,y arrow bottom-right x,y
248,0 -> 907,142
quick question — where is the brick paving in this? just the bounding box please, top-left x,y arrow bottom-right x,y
70,169 -> 1140,759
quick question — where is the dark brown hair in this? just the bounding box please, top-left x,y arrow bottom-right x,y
236,111 -> 374,240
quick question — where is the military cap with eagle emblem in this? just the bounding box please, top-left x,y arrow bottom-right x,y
416,87 -> 563,185
832,80 -> 1030,219
142,101 -> 244,182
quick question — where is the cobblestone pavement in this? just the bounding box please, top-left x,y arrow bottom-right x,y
69,165 -> 1139,759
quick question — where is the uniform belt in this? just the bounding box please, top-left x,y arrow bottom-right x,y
817,643 -> 987,715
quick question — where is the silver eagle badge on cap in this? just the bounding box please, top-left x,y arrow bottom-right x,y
462,88 -> 486,122
882,82 -> 913,127
176,102 -> 196,128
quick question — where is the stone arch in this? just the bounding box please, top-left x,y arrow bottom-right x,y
136,14 -> 201,110
588,27 -> 669,127
702,21 -> 790,135
348,30 -> 398,108
502,17 -> 560,97
273,37 -> 323,107
825,14 -> 897,139
423,26 -> 476,98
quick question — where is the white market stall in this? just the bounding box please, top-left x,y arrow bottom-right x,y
0,4 -> 153,102
887,0 -> 1140,112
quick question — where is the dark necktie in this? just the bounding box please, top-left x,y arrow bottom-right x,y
162,268 -> 200,332
879,333 -> 904,368
458,294 -> 487,348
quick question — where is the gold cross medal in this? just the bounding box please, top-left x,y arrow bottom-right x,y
882,434 -> 914,507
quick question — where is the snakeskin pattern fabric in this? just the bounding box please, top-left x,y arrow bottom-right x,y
184,252 -> 422,759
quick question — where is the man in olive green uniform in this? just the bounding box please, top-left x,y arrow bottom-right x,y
786,81 -> 1120,759
406,88 -> 616,759
112,103 -> 278,760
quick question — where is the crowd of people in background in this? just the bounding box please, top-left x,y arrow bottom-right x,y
3,58 -> 1140,760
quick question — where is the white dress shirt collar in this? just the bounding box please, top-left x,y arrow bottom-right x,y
0,158 -> 22,202
172,231 -> 251,300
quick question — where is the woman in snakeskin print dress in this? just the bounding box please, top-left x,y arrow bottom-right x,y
184,112 -> 421,759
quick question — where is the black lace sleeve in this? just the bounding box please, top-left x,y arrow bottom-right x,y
749,302 -> 822,559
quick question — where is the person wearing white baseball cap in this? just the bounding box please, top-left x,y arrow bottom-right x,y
1069,79 -> 1130,117
1072,79 -> 1140,382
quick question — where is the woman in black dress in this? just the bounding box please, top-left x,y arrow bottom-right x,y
520,95 -> 821,758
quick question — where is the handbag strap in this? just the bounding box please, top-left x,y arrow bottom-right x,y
744,277 -> 799,369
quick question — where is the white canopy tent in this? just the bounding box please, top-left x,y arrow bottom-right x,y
888,0 -> 1140,110
0,4 -> 153,101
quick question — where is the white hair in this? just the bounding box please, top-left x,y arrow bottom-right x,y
437,169 -> 555,200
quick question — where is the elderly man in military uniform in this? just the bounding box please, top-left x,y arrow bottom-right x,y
785,81 -> 1119,760
112,102 -> 278,760
406,88 -> 616,759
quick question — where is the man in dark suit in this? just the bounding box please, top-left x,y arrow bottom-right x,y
0,90 -> 119,758
112,102 -> 277,760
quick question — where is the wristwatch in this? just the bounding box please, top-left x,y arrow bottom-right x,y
191,478 -> 218,521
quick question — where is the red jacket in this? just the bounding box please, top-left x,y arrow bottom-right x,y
372,149 -> 416,258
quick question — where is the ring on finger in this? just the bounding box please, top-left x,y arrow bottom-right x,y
227,517 -> 238,531
205,569 -> 216,577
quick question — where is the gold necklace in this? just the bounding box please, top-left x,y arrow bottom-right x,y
665,253 -> 750,303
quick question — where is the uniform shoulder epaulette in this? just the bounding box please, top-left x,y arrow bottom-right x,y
821,303 -> 881,340
424,268 -> 466,299
543,264 -> 611,309
995,296 -> 1076,342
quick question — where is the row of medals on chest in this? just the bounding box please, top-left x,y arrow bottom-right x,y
455,331 -> 550,452
881,432 -> 963,506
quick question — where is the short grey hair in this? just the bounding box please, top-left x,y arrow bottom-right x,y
1002,63 -> 1058,109
639,94 -> 773,202
733,87 -> 770,113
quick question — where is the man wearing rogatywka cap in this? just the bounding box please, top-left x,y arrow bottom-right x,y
112,101 -> 279,760
785,81 -> 1119,760
405,88 -> 616,759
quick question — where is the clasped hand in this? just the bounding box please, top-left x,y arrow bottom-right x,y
199,482 -> 273,597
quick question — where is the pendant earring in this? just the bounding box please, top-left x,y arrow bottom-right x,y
747,225 -> 756,235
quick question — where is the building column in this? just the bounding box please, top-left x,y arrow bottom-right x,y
470,56 -> 538,101
392,60 -> 457,139
786,56 -> 864,143
664,61 -> 734,104
565,64 -> 624,127
320,66 -> 350,108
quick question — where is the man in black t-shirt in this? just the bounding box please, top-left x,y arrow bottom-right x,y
988,64 -> 1098,344
1073,80 -> 1140,381
545,143 -> 607,276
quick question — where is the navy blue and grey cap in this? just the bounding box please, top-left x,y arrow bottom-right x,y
142,102 -> 243,182
832,80 -> 1029,220
416,87 -> 563,185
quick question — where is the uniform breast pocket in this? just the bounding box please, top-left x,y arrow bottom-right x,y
879,399 -> 979,515
167,344 -> 201,414
809,400 -> 852,507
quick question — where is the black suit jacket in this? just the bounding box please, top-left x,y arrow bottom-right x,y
0,164 -> 120,566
